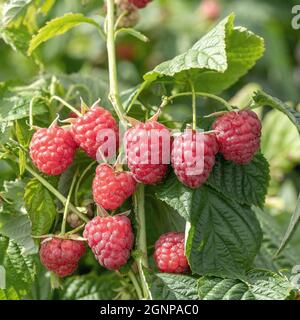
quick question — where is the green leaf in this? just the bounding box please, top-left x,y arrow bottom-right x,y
148,273 -> 199,300
40,0 -> 56,14
0,122 -> 12,144
24,178 -> 56,236
144,14 -> 264,94
254,208 -> 300,272
18,149 -> 26,176
0,26 -> 32,54
0,237 -> 36,300
15,119 -> 32,147
207,153 -> 270,207
2,0 -> 35,26
0,213 -> 36,254
60,273 -> 121,300
186,186 -> 262,277
198,269 -> 295,300
253,90 -> 300,135
28,13 -> 101,55
275,194 -> 300,258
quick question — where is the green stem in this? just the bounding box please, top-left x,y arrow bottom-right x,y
74,161 -> 96,206
106,0 -> 126,126
190,82 -> 197,130
66,223 -> 85,236
50,96 -> 82,117
25,164 -> 89,223
126,81 -> 148,113
128,269 -> 143,300
61,170 -> 78,234
134,184 -> 150,299
167,91 -> 232,111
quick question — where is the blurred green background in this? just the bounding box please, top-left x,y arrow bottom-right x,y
1,0 -> 300,297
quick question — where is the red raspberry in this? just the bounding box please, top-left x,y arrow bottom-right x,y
154,232 -> 189,273
70,106 -> 119,159
92,164 -> 136,210
29,125 -> 77,176
125,120 -> 170,185
39,238 -> 85,277
83,215 -> 134,270
129,0 -> 152,9
171,130 -> 218,188
199,0 -> 221,21
212,110 -> 261,164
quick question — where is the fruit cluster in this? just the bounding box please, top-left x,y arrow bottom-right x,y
32,101 -> 261,277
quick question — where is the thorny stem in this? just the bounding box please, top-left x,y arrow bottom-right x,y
106,0 -> 149,299
25,164 -> 89,223
61,170 -> 78,234
106,0 -> 127,126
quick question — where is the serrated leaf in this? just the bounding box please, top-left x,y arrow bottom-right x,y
60,273 -> 121,300
0,122 -> 11,144
15,119 -> 32,147
198,269 -> 295,300
28,13 -> 101,55
0,236 -> 36,300
186,186 -> 262,278
18,149 -> 26,176
144,14 -> 264,94
40,0 -> 56,14
0,26 -> 32,53
24,178 -> 56,236
148,273 -> 199,300
207,153 -> 270,207
253,90 -> 300,134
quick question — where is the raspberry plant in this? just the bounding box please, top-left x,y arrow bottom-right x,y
0,0 -> 300,300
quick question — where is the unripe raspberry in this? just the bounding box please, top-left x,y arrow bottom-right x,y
199,0 -> 221,21
70,106 -> 119,160
154,232 -> 189,273
84,215 -> 134,270
212,110 -> 261,164
171,130 -> 218,188
67,205 -> 94,228
129,0 -> 152,9
125,120 -> 170,185
29,125 -> 77,176
115,0 -> 140,28
92,164 -> 136,210
39,238 -> 85,277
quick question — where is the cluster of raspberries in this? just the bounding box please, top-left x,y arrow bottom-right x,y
31,100 -> 261,276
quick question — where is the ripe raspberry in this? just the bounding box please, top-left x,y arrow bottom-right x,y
70,106 -> 119,160
212,110 -> 261,164
129,0 -> 152,9
92,164 -> 136,210
39,238 -> 85,277
125,120 -> 170,185
199,0 -> 221,21
115,0 -> 140,28
29,125 -> 77,176
171,130 -> 218,188
84,215 -> 134,270
154,232 -> 189,273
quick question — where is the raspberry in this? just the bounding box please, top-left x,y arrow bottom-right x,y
92,164 -> 136,210
171,131 -> 218,188
115,0 -> 140,28
129,0 -> 152,9
39,238 -> 85,277
125,120 -> 170,184
154,232 -> 189,273
70,106 -> 119,160
83,215 -> 134,270
212,110 -> 261,164
199,0 -> 221,21
29,125 -> 77,176
67,205 -> 94,228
